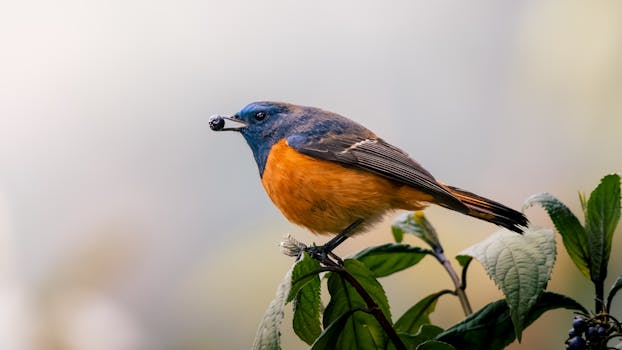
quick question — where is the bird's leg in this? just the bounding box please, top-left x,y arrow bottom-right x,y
305,219 -> 364,265
323,219 -> 364,252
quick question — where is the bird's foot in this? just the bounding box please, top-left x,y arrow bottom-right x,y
304,243 -> 344,266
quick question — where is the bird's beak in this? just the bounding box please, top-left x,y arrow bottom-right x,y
209,114 -> 248,131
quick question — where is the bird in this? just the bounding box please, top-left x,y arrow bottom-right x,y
210,101 -> 528,253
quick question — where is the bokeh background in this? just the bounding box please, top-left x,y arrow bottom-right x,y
1,0 -> 621,349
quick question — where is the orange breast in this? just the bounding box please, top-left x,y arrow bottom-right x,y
260,139 -> 432,235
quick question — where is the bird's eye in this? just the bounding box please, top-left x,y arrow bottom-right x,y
255,112 -> 266,121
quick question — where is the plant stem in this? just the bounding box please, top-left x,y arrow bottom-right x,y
595,280 -> 605,313
408,211 -> 472,316
317,256 -> 407,350
434,250 -> 472,316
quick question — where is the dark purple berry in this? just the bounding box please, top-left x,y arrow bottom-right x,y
586,326 -> 597,338
209,115 -> 225,131
568,328 -> 577,337
566,336 -> 585,350
572,317 -> 587,332
596,325 -> 606,336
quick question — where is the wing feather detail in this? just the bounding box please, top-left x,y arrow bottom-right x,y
287,134 -> 467,211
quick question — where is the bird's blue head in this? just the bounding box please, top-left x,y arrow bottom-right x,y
210,101 -> 370,176
210,101 -> 309,175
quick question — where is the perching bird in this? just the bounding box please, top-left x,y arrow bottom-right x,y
210,102 -> 527,251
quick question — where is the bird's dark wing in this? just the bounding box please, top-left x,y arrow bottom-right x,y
286,133 -> 467,210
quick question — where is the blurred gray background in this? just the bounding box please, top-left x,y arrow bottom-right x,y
1,0 -> 621,349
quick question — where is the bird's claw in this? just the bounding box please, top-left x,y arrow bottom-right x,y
304,244 -> 344,266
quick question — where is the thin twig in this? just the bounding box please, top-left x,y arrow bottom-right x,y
409,211 -> 472,316
434,250 -> 472,316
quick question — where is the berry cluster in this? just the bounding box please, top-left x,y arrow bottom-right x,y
566,315 -> 609,349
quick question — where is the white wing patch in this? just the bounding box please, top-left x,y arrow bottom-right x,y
339,139 -> 378,154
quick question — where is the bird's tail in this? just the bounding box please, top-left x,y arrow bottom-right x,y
443,185 -> 528,233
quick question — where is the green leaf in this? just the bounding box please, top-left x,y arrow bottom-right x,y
353,243 -> 433,277
416,340 -> 457,350
388,326 -> 444,350
436,292 -> 586,350
455,255 -> 472,268
579,191 -> 588,215
606,274 -> 622,311
324,259 -> 392,325
523,192 -> 590,279
585,173 -> 621,284
459,227 -> 556,341
293,285 -> 322,345
289,253 -> 322,344
394,291 -> 451,335
392,211 -> 442,252
311,308 -> 358,350
392,224 -> 405,243
252,263 -> 294,350
322,259 -> 392,349
287,252 -> 323,303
